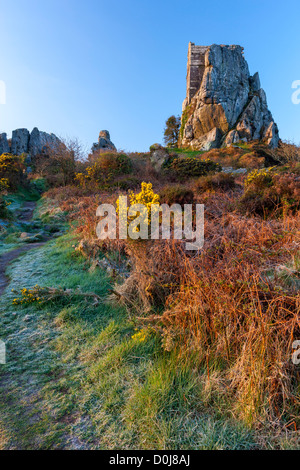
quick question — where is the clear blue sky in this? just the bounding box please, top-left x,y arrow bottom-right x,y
1,0 -> 300,152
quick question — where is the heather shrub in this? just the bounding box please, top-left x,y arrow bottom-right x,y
194,172 -> 236,193
201,147 -> 245,167
240,170 -> 300,216
33,139 -> 83,187
271,141 -> 300,164
159,185 -> 194,205
200,144 -> 273,169
113,176 -> 140,191
238,152 -> 265,168
94,152 -> 132,174
163,156 -> 221,179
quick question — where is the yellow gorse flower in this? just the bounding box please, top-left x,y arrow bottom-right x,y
0,178 -> 9,191
12,285 -> 42,305
116,182 -> 160,230
131,327 -> 152,343
244,167 -> 278,188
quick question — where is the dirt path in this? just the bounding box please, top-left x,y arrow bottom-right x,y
0,201 -> 46,296
0,243 -> 45,295
17,201 -> 37,222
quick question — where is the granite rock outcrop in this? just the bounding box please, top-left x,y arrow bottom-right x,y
179,43 -> 279,150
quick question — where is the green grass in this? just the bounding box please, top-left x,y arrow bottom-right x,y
0,187 -> 42,252
233,142 -> 253,151
168,148 -> 205,157
0,234 -> 259,450
4,185 -> 41,210
0,195 -> 67,257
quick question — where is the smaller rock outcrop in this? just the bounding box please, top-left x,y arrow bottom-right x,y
0,127 -> 61,156
92,130 -> 116,153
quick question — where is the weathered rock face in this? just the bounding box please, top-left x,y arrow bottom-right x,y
180,43 -> 279,150
29,127 -> 61,157
0,133 -> 10,154
92,130 -> 116,153
0,127 -> 61,156
11,129 -> 30,155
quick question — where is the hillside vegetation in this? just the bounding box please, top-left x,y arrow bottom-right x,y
0,141 -> 299,449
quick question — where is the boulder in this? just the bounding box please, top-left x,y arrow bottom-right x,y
224,130 -> 240,146
149,144 -> 169,171
20,232 -> 30,239
19,232 -> 45,243
191,127 -> 223,151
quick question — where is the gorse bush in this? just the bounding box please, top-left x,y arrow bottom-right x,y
0,178 -> 9,191
244,167 -> 277,189
12,285 -> 102,306
116,182 -> 160,232
128,181 -> 160,209
76,152 -> 133,189
0,177 -> 10,218
0,153 -> 25,189
0,154 -> 25,218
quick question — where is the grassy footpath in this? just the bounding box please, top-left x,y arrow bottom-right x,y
0,234 -> 258,450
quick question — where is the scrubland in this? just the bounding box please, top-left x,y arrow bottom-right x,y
0,141 -> 299,449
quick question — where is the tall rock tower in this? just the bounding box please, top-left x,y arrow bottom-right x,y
179,43 -> 279,150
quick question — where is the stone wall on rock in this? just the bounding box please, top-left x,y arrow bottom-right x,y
179,43 -> 279,150
182,43 -> 209,112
